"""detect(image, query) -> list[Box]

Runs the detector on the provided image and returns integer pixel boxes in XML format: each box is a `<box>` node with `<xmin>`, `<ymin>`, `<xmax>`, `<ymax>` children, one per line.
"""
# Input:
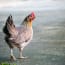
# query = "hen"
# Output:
<box><xmin>3</xmin><ymin>12</ymin><xmax>35</xmax><ymax>60</ymax></box>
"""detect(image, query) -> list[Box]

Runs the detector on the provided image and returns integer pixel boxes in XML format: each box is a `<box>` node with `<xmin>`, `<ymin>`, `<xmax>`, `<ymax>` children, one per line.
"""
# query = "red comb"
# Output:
<box><xmin>31</xmin><ymin>12</ymin><xmax>35</xmax><ymax>16</ymax></box>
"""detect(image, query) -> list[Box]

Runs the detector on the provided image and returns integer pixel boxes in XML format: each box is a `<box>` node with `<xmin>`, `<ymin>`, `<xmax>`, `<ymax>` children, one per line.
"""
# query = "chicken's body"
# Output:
<box><xmin>9</xmin><ymin>25</ymin><xmax>33</xmax><ymax>48</ymax></box>
<box><xmin>3</xmin><ymin>12</ymin><xmax>35</xmax><ymax>60</ymax></box>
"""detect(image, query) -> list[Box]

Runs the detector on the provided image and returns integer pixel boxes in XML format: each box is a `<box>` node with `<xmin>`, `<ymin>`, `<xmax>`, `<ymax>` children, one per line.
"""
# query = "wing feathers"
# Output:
<box><xmin>12</xmin><ymin>27</ymin><xmax>32</xmax><ymax>44</ymax></box>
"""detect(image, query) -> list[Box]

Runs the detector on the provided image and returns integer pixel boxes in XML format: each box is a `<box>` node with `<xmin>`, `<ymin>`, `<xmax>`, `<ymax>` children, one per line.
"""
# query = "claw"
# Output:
<box><xmin>18</xmin><ymin>56</ymin><xmax>28</xmax><ymax>59</ymax></box>
<box><xmin>10</xmin><ymin>55</ymin><xmax>16</xmax><ymax>61</ymax></box>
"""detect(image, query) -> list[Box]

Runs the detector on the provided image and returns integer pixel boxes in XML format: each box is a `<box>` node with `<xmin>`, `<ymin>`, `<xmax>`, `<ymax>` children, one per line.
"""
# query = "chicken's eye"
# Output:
<box><xmin>30</xmin><ymin>15</ymin><xmax>32</xmax><ymax>17</ymax></box>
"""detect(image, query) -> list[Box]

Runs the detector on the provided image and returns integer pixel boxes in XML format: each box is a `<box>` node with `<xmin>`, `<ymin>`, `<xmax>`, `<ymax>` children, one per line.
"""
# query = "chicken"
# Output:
<box><xmin>3</xmin><ymin>12</ymin><xmax>35</xmax><ymax>60</ymax></box>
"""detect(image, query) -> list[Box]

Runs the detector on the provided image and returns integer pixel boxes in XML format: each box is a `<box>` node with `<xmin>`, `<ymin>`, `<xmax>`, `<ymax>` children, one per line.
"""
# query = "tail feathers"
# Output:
<box><xmin>3</xmin><ymin>15</ymin><xmax>18</xmax><ymax>36</ymax></box>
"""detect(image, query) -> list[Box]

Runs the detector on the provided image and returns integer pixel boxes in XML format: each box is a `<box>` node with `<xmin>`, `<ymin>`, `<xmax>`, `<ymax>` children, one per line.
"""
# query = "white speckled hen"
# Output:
<box><xmin>3</xmin><ymin>12</ymin><xmax>35</xmax><ymax>60</ymax></box>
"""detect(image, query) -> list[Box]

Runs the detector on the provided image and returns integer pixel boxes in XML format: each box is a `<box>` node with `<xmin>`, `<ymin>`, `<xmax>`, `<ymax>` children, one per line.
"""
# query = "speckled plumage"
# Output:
<box><xmin>9</xmin><ymin>26</ymin><xmax>33</xmax><ymax>48</ymax></box>
<box><xmin>3</xmin><ymin>12</ymin><xmax>35</xmax><ymax>60</ymax></box>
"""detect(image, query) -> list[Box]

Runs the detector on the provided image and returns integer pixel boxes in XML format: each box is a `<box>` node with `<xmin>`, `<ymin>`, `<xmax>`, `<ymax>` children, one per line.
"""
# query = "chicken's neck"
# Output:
<box><xmin>22</xmin><ymin>21</ymin><xmax>32</xmax><ymax>29</ymax></box>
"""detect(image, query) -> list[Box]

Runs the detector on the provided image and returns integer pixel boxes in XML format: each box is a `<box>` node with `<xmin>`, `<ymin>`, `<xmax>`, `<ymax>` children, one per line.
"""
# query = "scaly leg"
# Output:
<box><xmin>18</xmin><ymin>48</ymin><xmax>27</xmax><ymax>59</ymax></box>
<box><xmin>10</xmin><ymin>48</ymin><xmax>16</xmax><ymax>61</ymax></box>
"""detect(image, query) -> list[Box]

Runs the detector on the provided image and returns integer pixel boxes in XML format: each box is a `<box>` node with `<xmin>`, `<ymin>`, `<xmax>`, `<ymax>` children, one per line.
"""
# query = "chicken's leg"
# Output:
<box><xmin>18</xmin><ymin>48</ymin><xmax>27</xmax><ymax>59</ymax></box>
<box><xmin>10</xmin><ymin>48</ymin><xmax>16</xmax><ymax>61</ymax></box>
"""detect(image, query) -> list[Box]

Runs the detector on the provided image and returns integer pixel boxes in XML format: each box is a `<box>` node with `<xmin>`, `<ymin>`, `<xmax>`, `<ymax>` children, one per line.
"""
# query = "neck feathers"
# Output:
<box><xmin>22</xmin><ymin>21</ymin><xmax>32</xmax><ymax>28</ymax></box>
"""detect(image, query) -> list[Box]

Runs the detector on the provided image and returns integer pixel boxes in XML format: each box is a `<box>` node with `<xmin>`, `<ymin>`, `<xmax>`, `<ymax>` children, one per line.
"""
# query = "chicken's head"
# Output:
<box><xmin>22</xmin><ymin>12</ymin><xmax>36</xmax><ymax>28</ymax></box>
<box><xmin>29</xmin><ymin>12</ymin><xmax>35</xmax><ymax>20</ymax></box>
<box><xmin>27</xmin><ymin>12</ymin><xmax>36</xmax><ymax>22</ymax></box>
